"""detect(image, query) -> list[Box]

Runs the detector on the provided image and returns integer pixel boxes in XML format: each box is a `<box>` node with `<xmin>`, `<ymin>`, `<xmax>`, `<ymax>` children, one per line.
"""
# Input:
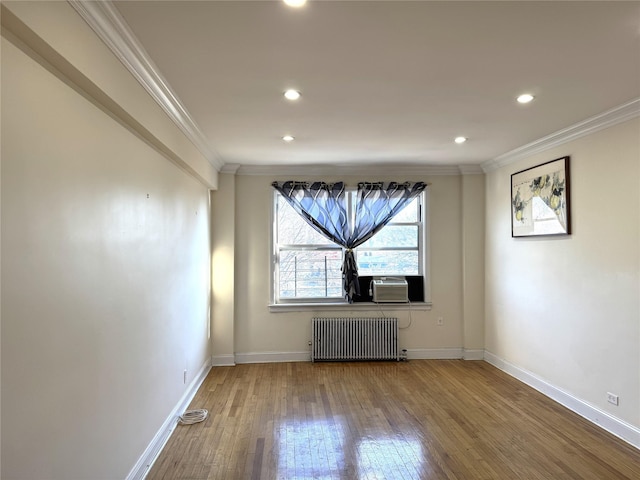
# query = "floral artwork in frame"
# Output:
<box><xmin>511</xmin><ymin>156</ymin><xmax>571</xmax><ymax>237</ymax></box>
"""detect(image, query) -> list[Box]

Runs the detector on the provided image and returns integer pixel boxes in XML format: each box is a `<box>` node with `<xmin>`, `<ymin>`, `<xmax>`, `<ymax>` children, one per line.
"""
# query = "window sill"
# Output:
<box><xmin>269</xmin><ymin>301</ymin><xmax>432</xmax><ymax>313</ymax></box>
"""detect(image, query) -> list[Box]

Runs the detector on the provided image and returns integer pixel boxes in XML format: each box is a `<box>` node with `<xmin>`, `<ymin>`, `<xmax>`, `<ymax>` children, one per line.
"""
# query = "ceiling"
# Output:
<box><xmin>110</xmin><ymin>0</ymin><xmax>640</xmax><ymax>170</ymax></box>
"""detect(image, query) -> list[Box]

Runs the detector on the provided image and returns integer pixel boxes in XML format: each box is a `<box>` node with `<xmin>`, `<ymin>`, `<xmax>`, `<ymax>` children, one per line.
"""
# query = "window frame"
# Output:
<box><xmin>271</xmin><ymin>187</ymin><xmax>431</xmax><ymax>307</ymax></box>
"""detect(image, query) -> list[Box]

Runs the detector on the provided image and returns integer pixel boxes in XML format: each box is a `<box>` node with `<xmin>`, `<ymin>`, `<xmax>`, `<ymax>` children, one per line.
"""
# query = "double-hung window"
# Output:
<box><xmin>273</xmin><ymin>189</ymin><xmax>425</xmax><ymax>303</ymax></box>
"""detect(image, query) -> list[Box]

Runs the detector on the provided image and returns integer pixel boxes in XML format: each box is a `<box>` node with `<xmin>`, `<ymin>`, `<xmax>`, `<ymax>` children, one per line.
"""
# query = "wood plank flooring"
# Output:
<box><xmin>147</xmin><ymin>360</ymin><xmax>640</xmax><ymax>479</ymax></box>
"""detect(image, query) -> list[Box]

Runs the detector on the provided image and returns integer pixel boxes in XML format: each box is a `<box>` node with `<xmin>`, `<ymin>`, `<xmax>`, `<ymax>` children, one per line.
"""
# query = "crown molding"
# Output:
<box><xmin>458</xmin><ymin>164</ymin><xmax>485</xmax><ymax>175</ymax></box>
<box><xmin>220</xmin><ymin>163</ymin><xmax>241</xmax><ymax>175</ymax></box>
<box><xmin>68</xmin><ymin>0</ymin><xmax>224</xmax><ymax>171</ymax></box>
<box><xmin>482</xmin><ymin>98</ymin><xmax>640</xmax><ymax>173</ymax></box>
<box><xmin>233</xmin><ymin>163</ymin><xmax>466</xmax><ymax>177</ymax></box>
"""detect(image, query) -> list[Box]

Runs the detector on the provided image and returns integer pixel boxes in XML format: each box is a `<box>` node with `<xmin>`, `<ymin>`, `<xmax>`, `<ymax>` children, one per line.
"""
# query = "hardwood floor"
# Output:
<box><xmin>147</xmin><ymin>360</ymin><xmax>640</xmax><ymax>479</ymax></box>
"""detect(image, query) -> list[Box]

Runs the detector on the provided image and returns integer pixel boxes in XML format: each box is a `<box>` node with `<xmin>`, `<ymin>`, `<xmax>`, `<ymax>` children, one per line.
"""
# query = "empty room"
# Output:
<box><xmin>1</xmin><ymin>1</ymin><xmax>639</xmax><ymax>479</ymax></box>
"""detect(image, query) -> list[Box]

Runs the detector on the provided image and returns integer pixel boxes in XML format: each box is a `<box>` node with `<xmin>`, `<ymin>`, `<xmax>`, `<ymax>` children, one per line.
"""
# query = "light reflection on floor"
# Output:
<box><xmin>277</xmin><ymin>418</ymin><xmax>424</xmax><ymax>479</ymax></box>
<box><xmin>357</xmin><ymin>437</ymin><xmax>423</xmax><ymax>479</ymax></box>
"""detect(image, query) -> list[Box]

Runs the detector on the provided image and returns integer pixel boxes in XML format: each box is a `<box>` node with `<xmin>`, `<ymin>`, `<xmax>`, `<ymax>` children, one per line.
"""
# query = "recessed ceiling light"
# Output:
<box><xmin>454</xmin><ymin>136</ymin><xmax>467</xmax><ymax>144</ymax></box>
<box><xmin>283</xmin><ymin>0</ymin><xmax>307</xmax><ymax>7</ymax></box>
<box><xmin>282</xmin><ymin>135</ymin><xmax>295</xmax><ymax>142</ymax></box>
<box><xmin>517</xmin><ymin>93</ymin><xmax>535</xmax><ymax>104</ymax></box>
<box><xmin>284</xmin><ymin>89</ymin><xmax>301</xmax><ymax>101</ymax></box>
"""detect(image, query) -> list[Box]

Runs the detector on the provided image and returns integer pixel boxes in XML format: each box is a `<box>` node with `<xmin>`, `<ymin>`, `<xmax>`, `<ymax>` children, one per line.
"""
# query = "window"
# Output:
<box><xmin>273</xmin><ymin>190</ymin><xmax>425</xmax><ymax>303</ymax></box>
<box><xmin>355</xmin><ymin>196</ymin><xmax>421</xmax><ymax>277</ymax></box>
<box><xmin>274</xmin><ymin>194</ymin><xmax>344</xmax><ymax>300</ymax></box>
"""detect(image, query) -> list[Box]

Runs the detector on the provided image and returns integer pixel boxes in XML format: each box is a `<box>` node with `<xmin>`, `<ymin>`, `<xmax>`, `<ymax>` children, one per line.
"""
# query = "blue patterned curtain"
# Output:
<box><xmin>272</xmin><ymin>181</ymin><xmax>350</xmax><ymax>243</ymax></box>
<box><xmin>273</xmin><ymin>180</ymin><xmax>427</xmax><ymax>302</ymax></box>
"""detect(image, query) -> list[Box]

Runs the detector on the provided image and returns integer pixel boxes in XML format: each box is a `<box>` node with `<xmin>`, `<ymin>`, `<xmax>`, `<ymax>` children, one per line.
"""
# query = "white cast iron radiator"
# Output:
<box><xmin>311</xmin><ymin>317</ymin><xmax>399</xmax><ymax>362</ymax></box>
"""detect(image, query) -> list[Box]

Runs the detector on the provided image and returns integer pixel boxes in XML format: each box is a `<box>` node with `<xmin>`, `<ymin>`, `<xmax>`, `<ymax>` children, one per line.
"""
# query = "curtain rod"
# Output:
<box><xmin>273</xmin><ymin>181</ymin><xmax>431</xmax><ymax>187</ymax></box>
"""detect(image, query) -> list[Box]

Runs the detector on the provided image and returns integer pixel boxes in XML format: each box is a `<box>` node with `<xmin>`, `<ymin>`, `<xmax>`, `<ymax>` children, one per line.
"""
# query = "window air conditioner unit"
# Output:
<box><xmin>372</xmin><ymin>278</ymin><xmax>408</xmax><ymax>303</ymax></box>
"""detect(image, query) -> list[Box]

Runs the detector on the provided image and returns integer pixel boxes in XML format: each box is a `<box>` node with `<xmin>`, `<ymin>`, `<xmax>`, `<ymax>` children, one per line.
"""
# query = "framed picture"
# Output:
<box><xmin>511</xmin><ymin>156</ymin><xmax>571</xmax><ymax>237</ymax></box>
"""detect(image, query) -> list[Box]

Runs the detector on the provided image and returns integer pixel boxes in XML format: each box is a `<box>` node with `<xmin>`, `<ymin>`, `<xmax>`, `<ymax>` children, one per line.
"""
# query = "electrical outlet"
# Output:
<box><xmin>607</xmin><ymin>392</ymin><xmax>619</xmax><ymax>406</ymax></box>
<box><xmin>437</xmin><ymin>317</ymin><xmax>444</xmax><ymax>326</ymax></box>
<box><xmin>183</xmin><ymin>370</ymin><xmax>188</xmax><ymax>384</ymax></box>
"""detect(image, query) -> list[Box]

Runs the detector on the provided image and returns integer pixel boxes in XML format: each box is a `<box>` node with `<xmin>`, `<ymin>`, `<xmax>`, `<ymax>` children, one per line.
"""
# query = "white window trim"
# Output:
<box><xmin>268</xmin><ymin>301</ymin><xmax>432</xmax><ymax>313</ymax></box>
<box><xmin>270</xmin><ymin>188</ymin><xmax>432</xmax><ymax>309</ymax></box>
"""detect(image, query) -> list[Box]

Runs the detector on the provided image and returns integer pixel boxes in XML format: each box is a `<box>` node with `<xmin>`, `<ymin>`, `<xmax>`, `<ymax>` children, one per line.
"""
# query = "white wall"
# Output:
<box><xmin>1</xmin><ymin>0</ymin><xmax>217</xmax><ymax>189</ymax></box>
<box><xmin>485</xmin><ymin>118</ymin><xmax>640</xmax><ymax>434</ymax></box>
<box><xmin>461</xmin><ymin>173</ymin><xmax>485</xmax><ymax>356</ymax></box>
<box><xmin>220</xmin><ymin>172</ymin><xmax>475</xmax><ymax>361</ymax></box>
<box><xmin>1</xmin><ymin>4</ymin><xmax>212</xmax><ymax>479</ymax></box>
<box><xmin>210</xmin><ymin>173</ymin><xmax>236</xmax><ymax>366</ymax></box>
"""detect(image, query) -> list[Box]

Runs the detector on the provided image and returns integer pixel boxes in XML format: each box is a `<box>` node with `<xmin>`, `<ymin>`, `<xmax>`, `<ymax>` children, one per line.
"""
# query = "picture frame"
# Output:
<box><xmin>511</xmin><ymin>156</ymin><xmax>571</xmax><ymax>237</ymax></box>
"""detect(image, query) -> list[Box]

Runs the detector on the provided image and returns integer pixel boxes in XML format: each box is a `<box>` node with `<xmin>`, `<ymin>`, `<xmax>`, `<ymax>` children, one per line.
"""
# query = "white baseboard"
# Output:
<box><xmin>484</xmin><ymin>351</ymin><xmax>640</xmax><ymax>449</ymax></box>
<box><xmin>235</xmin><ymin>351</ymin><xmax>310</xmax><ymax>364</ymax></box>
<box><xmin>211</xmin><ymin>354</ymin><xmax>236</xmax><ymax>367</ymax></box>
<box><xmin>406</xmin><ymin>348</ymin><xmax>463</xmax><ymax>360</ymax></box>
<box><xmin>235</xmin><ymin>349</ymin><xmax>470</xmax><ymax>363</ymax></box>
<box><xmin>462</xmin><ymin>349</ymin><xmax>484</xmax><ymax>360</ymax></box>
<box><xmin>126</xmin><ymin>358</ymin><xmax>212</xmax><ymax>480</ymax></box>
